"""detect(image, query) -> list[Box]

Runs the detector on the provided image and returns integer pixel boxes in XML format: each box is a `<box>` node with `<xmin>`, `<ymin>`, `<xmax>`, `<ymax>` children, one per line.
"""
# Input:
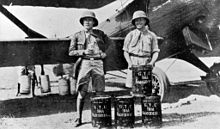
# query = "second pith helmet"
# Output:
<box><xmin>131</xmin><ymin>10</ymin><xmax>149</xmax><ymax>26</ymax></box>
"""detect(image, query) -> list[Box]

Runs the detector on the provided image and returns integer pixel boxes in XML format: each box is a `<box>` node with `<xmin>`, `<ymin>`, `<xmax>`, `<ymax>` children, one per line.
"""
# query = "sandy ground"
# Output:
<box><xmin>0</xmin><ymin>58</ymin><xmax>220</xmax><ymax>129</ymax></box>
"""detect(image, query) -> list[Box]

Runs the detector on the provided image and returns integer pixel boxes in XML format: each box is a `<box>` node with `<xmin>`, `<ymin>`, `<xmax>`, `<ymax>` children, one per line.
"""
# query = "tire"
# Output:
<box><xmin>152</xmin><ymin>67</ymin><xmax>170</xmax><ymax>102</ymax></box>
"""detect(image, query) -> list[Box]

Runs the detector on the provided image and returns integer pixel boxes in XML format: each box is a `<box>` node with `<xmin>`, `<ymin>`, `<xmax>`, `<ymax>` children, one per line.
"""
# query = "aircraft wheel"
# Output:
<box><xmin>152</xmin><ymin>67</ymin><xmax>170</xmax><ymax>102</ymax></box>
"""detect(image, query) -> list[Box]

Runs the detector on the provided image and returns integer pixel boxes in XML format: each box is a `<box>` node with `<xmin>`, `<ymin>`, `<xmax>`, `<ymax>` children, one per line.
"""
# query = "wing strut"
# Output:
<box><xmin>0</xmin><ymin>4</ymin><xmax>46</xmax><ymax>38</ymax></box>
<box><xmin>177</xmin><ymin>49</ymin><xmax>211</xmax><ymax>74</ymax></box>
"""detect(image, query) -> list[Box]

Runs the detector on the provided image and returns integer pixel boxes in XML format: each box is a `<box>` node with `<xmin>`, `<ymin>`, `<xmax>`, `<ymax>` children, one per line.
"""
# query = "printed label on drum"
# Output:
<box><xmin>116</xmin><ymin>104</ymin><xmax>133</xmax><ymax>117</ymax></box>
<box><xmin>91</xmin><ymin>97</ymin><xmax>112</xmax><ymax>127</ymax></box>
<box><xmin>142</xmin><ymin>102</ymin><xmax>161</xmax><ymax>116</ymax></box>
<box><xmin>92</xmin><ymin>104</ymin><xmax>111</xmax><ymax>117</ymax></box>
<box><xmin>135</xmin><ymin>70</ymin><xmax>152</xmax><ymax>84</ymax></box>
<box><xmin>92</xmin><ymin>113</ymin><xmax>111</xmax><ymax>117</ymax></box>
<box><xmin>142</xmin><ymin>111</ymin><xmax>159</xmax><ymax>115</ymax></box>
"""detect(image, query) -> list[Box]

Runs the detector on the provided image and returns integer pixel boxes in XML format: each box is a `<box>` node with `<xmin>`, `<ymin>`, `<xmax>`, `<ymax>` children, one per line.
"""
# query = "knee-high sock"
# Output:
<box><xmin>76</xmin><ymin>97</ymin><xmax>84</xmax><ymax>120</ymax></box>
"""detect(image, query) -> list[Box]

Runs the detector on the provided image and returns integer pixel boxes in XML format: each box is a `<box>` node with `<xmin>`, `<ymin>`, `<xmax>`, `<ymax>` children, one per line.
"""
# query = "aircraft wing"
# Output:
<box><xmin>0</xmin><ymin>38</ymin><xmax>75</xmax><ymax>67</ymax></box>
<box><xmin>0</xmin><ymin>0</ymin><xmax>116</xmax><ymax>8</ymax></box>
<box><xmin>0</xmin><ymin>38</ymin><xmax>127</xmax><ymax>71</ymax></box>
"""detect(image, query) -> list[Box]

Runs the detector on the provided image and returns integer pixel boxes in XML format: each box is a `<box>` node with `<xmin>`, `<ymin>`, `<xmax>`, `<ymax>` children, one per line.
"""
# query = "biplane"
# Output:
<box><xmin>0</xmin><ymin>0</ymin><xmax>220</xmax><ymax>101</ymax></box>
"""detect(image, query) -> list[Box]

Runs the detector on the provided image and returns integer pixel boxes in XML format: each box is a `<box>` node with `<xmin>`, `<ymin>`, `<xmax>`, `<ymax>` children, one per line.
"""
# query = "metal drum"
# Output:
<box><xmin>19</xmin><ymin>75</ymin><xmax>31</xmax><ymax>94</ymax></box>
<box><xmin>141</xmin><ymin>95</ymin><xmax>162</xmax><ymax>126</ymax></box>
<box><xmin>115</xmin><ymin>95</ymin><xmax>135</xmax><ymax>128</ymax></box>
<box><xmin>91</xmin><ymin>95</ymin><xmax>112</xmax><ymax>128</ymax></box>
<box><xmin>132</xmin><ymin>65</ymin><xmax>153</xmax><ymax>96</ymax></box>
<box><xmin>58</xmin><ymin>78</ymin><xmax>70</xmax><ymax>96</ymax></box>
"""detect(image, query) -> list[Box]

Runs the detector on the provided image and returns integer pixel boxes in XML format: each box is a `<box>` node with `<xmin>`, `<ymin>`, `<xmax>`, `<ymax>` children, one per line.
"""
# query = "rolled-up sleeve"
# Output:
<box><xmin>123</xmin><ymin>32</ymin><xmax>132</xmax><ymax>52</ymax></box>
<box><xmin>69</xmin><ymin>34</ymin><xmax>84</xmax><ymax>56</ymax></box>
<box><xmin>151</xmin><ymin>33</ymin><xmax>160</xmax><ymax>53</ymax></box>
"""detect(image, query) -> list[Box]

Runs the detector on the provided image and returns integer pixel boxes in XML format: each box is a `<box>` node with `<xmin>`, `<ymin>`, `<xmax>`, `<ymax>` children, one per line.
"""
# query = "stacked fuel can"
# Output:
<box><xmin>141</xmin><ymin>95</ymin><xmax>162</xmax><ymax>127</ymax></box>
<box><xmin>91</xmin><ymin>95</ymin><xmax>112</xmax><ymax>128</ymax></box>
<box><xmin>132</xmin><ymin>65</ymin><xmax>162</xmax><ymax>127</ymax></box>
<box><xmin>131</xmin><ymin>65</ymin><xmax>153</xmax><ymax>96</ymax></box>
<box><xmin>114</xmin><ymin>95</ymin><xmax>135</xmax><ymax>128</ymax></box>
<box><xmin>90</xmin><ymin>65</ymin><xmax>162</xmax><ymax>128</ymax></box>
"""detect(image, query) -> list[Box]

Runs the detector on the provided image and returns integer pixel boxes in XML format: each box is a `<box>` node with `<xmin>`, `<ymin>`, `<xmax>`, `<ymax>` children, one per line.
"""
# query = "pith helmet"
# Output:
<box><xmin>80</xmin><ymin>10</ymin><xmax>98</xmax><ymax>27</ymax></box>
<box><xmin>131</xmin><ymin>10</ymin><xmax>149</xmax><ymax>26</ymax></box>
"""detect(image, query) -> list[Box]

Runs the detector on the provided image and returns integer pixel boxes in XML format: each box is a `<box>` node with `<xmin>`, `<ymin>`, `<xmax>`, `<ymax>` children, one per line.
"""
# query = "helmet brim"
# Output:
<box><xmin>80</xmin><ymin>17</ymin><xmax>98</xmax><ymax>27</ymax></box>
<box><xmin>131</xmin><ymin>17</ymin><xmax>149</xmax><ymax>26</ymax></box>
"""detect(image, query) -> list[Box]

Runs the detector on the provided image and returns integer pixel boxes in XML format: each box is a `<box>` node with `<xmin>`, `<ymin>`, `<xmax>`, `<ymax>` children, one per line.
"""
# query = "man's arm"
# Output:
<box><xmin>123</xmin><ymin>32</ymin><xmax>133</xmax><ymax>68</ymax></box>
<box><xmin>149</xmin><ymin>52</ymin><xmax>159</xmax><ymax>66</ymax></box>
<box><xmin>124</xmin><ymin>51</ymin><xmax>132</xmax><ymax>68</ymax></box>
<box><xmin>148</xmin><ymin>32</ymin><xmax>160</xmax><ymax>66</ymax></box>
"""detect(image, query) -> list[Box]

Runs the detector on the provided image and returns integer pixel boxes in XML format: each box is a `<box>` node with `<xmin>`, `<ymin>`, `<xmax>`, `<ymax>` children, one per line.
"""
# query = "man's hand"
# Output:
<box><xmin>147</xmin><ymin>62</ymin><xmax>154</xmax><ymax>67</ymax></box>
<box><xmin>84</xmin><ymin>49</ymin><xmax>94</xmax><ymax>55</ymax></box>
<box><xmin>128</xmin><ymin>63</ymin><xmax>133</xmax><ymax>70</ymax></box>
<box><xmin>100</xmin><ymin>52</ymin><xmax>107</xmax><ymax>59</ymax></box>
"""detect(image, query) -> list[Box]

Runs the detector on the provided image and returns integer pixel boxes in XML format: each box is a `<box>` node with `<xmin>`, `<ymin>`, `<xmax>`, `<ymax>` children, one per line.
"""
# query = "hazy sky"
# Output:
<box><xmin>0</xmin><ymin>0</ymin><xmax>132</xmax><ymax>40</ymax></box>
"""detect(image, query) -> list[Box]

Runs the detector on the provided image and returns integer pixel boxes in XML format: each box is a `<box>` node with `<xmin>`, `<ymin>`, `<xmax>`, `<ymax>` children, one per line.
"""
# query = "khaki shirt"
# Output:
<box><xmin>123</xmin><ymin>29</ymin><xmax>160</xmax><ymax>57</ymax></box>
<box><xmin>69</xmin><ymin>29</ymin><xmax>110</xmax><ymax>57</ymax></box>
<box><xmin>85</xmin><ymin>32</ymin><xmax>101</xmax><ymax>57</ymax></box>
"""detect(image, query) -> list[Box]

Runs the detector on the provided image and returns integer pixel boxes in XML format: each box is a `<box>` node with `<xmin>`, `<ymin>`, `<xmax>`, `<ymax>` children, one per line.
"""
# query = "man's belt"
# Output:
<box><xmin>129</xmin><ymin>53</ymin><xmax>151</xmax><ymax>58</ymax></box>
<box><xmin>82</xmin><ymin>57</ymin><xmax>102</xmax><ymax>60</ymax></box>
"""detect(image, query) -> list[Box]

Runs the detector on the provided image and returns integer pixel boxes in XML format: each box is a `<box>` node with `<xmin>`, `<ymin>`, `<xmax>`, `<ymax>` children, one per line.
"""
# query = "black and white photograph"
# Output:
<box><xmin>0</xmin><ymin>0</ymin><xmax>220</xmax><ymax>128</ymax></box>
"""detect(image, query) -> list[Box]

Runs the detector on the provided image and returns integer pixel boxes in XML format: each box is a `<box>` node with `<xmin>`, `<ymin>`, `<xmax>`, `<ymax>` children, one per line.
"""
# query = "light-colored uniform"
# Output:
<box><xmin>123</xmin><ymin>28</ymin><xmax>160</xmax><ymax>88</ymax></box>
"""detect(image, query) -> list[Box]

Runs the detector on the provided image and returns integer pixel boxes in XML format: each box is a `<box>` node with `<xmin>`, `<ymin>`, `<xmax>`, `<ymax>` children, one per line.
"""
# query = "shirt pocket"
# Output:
<box><xmin>142</xmin><ymin>37</ymin><xmax>152</xmax><ymax>53</ymax></box>
<box><xmin>76</xmin><ymin>37</ymin><xmax>85</xmax><ymax>50</ymax></box>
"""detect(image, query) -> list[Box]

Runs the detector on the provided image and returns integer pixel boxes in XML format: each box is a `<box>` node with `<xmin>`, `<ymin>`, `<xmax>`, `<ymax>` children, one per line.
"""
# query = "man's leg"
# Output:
<box><xmin>16</xmin><ymin>83</ymin><xmax>20</xmax><ymax>96</ymax></box>
<box><xmin>74</xmin><ymin>60</ymin><xmax>91</xmax><ymax>127</ymax></box>
<box><xmin>31</xmin><ymin>72</ymin><xmax>37</xmax><ymax>97</ymax></box>
<box><xmin>32</xmin><ymin>78</ymin><xmax>35</xmax><ymax>97</ymax></box>
<box><xmin>75</xmin><ymin>90</ymin><xmax>87</xmax><ymax>127</ymax></box>
<box><xmin>92</xmin><ymin>61</ymin><xmax>105</xmax><ymax>95</ymax></box>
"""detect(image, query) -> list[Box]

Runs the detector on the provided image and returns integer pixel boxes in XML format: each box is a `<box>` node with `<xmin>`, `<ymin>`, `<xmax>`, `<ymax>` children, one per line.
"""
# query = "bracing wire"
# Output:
<box><xmin>165</xmin><ymin>58</ymin><xmax>177</xmax><ymax>72</ymax></box>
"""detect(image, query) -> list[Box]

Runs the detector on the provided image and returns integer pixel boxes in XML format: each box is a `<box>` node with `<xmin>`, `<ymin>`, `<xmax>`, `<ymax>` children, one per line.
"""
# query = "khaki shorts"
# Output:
<box><xmin>76</xmin><ymin>60</ymin><xmax>105</xmax><ymax>92</ymax></box>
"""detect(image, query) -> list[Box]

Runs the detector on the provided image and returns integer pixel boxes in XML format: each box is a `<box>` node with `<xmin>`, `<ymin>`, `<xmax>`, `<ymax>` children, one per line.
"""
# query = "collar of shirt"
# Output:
<box><xmin>84</xmin><ymin>29</ymin><xmax>93</xmax><ymax>34</ymax></box>
<box><xmin>135</xmin><ymin>27</ymin><xmax>149</xmax><ymax>35</ymax></box>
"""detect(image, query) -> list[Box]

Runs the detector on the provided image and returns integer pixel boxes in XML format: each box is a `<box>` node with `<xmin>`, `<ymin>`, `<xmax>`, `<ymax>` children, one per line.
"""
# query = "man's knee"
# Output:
<box><xmin>77</xmin><ymin>91</ymin><xmax>87</xmax><ymax>99</ymax></box>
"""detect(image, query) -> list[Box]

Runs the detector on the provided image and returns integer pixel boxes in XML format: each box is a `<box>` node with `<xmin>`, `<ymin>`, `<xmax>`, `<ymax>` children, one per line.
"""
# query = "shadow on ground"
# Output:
<box><xmin>0</xmin><ymin>90</ymin><xmax>130</xmax><ymax>118</ymax></box>
<box><xmin>165</xmin><ymin>80</ymin><xmax>213</xmax><ymax>103</ymax></box>
<box><xmin>0</xmin><ymin>94</ymin><xmax>77</xmax><ymax>118</ymax></box>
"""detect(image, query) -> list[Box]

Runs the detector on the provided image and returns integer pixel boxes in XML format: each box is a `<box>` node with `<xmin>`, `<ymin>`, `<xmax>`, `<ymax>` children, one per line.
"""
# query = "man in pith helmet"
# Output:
<box><xmin>123</xmin><ymin>10</ymin><xmax>160</xmax><ymax>88</ymax></box>
<box><xmin>69</xmin><ymin>10</ymin><xmax>111</xmax><ymax>127</ymax></box>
